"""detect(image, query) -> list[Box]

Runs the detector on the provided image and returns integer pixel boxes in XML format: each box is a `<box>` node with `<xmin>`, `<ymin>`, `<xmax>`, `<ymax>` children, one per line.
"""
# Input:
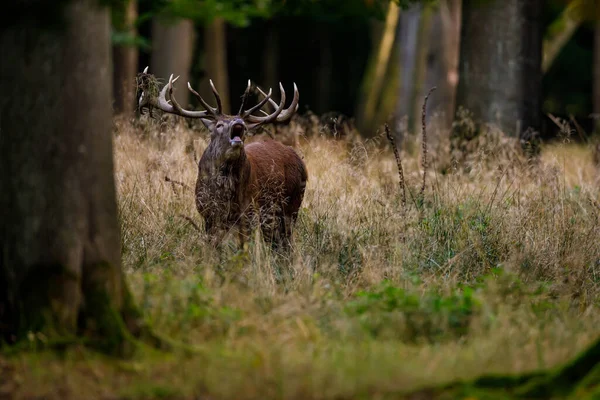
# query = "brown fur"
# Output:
<box><xmin>138</xmin><ymin>69</ymin><xmax>306</xmax><ymax>248</ymax></box>
<box><xmin>195</xmin><ymin>137</ymin><xmax>307</xmax><ymax>249</ymax></box>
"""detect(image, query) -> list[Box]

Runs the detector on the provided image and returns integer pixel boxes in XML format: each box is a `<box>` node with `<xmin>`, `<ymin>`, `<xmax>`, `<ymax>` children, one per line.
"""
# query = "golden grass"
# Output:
<box><xmin>2</xmin><ymin>116</ymin><xmax>600</xmax><ymax>400</ymax></box>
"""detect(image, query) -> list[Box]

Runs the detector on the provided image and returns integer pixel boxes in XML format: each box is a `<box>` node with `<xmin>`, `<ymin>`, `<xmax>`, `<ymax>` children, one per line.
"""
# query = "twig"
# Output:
<box><xmin>179</xmin><ymin>214</ymin><xmax>202</xmax><ymax>233</ymax></box>
<box><xmin>385</xmin><ymin>123</ymin><xmax>406</xmax><ymax>209</ymax></box>
<box><xmin>568</xmin><ymin>114</ymin><xmax>586</xmax><ymax>142</ymax></box>
<box><xmin>547</xmin><ymin>112</ymin><xmax>573</xmax><ymax>139</ymax></box>
<box><xmin>420</xmin><ymin>86</ymin><xmax>437</xmax><ymax>200</ymax></box>
<box><xmin>165</xmin><ymin>176</ymin><xmax>190</xmax><ymax>192</ymax></box>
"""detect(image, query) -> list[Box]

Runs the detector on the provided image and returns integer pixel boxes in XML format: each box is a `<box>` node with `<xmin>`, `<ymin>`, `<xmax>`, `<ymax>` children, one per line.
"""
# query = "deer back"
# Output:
<box><xmin>244</xmin><ymin>140</ymin><xmax>307</xmax><ymax>218</ymax></box>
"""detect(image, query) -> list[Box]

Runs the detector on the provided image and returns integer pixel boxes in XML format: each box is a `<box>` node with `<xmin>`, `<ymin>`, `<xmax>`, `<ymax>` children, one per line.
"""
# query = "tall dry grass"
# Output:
<box><xmin>4</xmin><ymin>114</ymin><xmax>599</xmax><ymax>400</ymax></box>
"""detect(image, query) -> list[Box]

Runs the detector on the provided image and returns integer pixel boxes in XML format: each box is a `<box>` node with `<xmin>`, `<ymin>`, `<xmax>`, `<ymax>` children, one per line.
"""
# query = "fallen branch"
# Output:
<box><xmin>178</xmin><ymin>214</ymin><xmax>202</xmax><ymax>233</ymax></box>
<box><xmin>165</xmin><ymin>176</ymin><xmax>191</xmax><ymax>193</ymax></box>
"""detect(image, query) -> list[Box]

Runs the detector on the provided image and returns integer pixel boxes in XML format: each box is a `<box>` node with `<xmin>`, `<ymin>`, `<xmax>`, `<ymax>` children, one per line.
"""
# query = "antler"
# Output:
<box><xmin>138</xmin><ymin>67</ymin><xmax>299</xmax><ymax>128</ymax></box>
<box><xmin>237</xmin><ymin>82</ymin><xmax>299</xmax><ymax>129</ymax></box>
<box><xmin>250</xmin><ymin>83</ymin><xmax>300</xmax><ymax>124</ymax></box>
<box><xmin>138</xmin><ymin>67</ymin><xmax>221</xmax><ymax>120</ymax></box>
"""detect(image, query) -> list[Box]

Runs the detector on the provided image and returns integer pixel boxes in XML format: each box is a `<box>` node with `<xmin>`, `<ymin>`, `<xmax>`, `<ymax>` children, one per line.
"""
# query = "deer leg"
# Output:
<box><xmin>274</xmin><ymin>214</ymin><xmax>293</xmax><ymax>253</ymax></box>
<box><xmin>238</xmin><ymin>216</ymin><xmax>249</xmax><ymax>252</ymax></box>
<box><xmin>282</xmin><ymin>215</ymin><xmax>294</xmax><ymax>249</ymax></box>
<box><xmin>204</xmin><ymin>217</ymin><xmax>224</xmax><ymax>249</ymax></box>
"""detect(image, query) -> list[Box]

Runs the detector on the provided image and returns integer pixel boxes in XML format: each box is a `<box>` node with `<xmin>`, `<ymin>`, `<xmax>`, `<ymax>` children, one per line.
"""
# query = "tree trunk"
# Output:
<box><xmin>437</xmin><ymin>0</ymin><xmax>462</xmax><ymax>130</ymax></box>
<box><xmin>355</xmin><ymin>1</ymin><xmax>401</xmax><ymax>136</ymax></box>
<box><xmin>0</xmin><ymin>0</ymin><xmax>141</xmax><ymax>352</ymax></box>
<box><xmin>201</xmin><ymin>18</ymin><xmax>230</xmax><ymax>113</ymax></box>
<box><xmin>373</xmin><ymin>42</ymin><xmax>400</xmax><ymax>130</ymax></box>
<box><xmin>409</xmin><ymin>5</ymin><xmax>432</xmax><ymax>134</ymax></box>
<box><xmin>112</xmin><ymin>0</ymin><xmax>139</xmax><ymax>115</ymax></box>
<box><xmin>594</xmin><ymin>15</ymin><xmax>600</xmax><ymax>133</ymax></box>
<box><xmin>395</xmin><ymin>4</ymin><xmax>421</xmax><ymax>144</ymax></box>
<box><xmin>151</xmin><ymin>17</ymin><xmax>195</xmax><ymax>107</ymax></box>
<box><xmin>454</xmin><ymin>0</ymin><xmax>543</xmax><ymax>139</ymax></box>
<box><xmin>542</xmin><ymin>0</ymin><xmax>584</xmax><ymax>74</ymax></box>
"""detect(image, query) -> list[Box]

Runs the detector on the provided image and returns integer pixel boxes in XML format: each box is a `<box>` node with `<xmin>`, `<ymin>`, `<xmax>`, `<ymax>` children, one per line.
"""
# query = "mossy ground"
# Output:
<box><xmin>1</xmin><ymin>116</ymin><xmax>600</xmax><ymax>399</ymax></box>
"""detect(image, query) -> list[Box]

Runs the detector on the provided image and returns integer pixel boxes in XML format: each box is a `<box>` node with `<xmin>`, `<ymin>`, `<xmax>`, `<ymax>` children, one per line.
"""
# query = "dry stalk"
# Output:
<box><xmin>568</xmin><ymin>114</ymin><xmax>586</xmax><ymax>142</ymax></box>
<box><xmin>179</xmin><ymin>214</ymin><xmax>202</xmax><ymax>233</ymax></box>
<box><xmin>165</xmin><ymin>176</ymin><xmax>191</xmax><ymax>192</ymax></box>
<box><xmin>420</xmin><ymin>86</ymin><xmax>437</xmax><ymax>200</ymax></box>
<box><xmin>160</xmin><ymin>175</ymin><xmax>200</xmax><ymax>232</ymax></box>
<box><xmin>385</xmin><ymin>123</ymin><xmax>406</xmax><ymax>209</ymax></box>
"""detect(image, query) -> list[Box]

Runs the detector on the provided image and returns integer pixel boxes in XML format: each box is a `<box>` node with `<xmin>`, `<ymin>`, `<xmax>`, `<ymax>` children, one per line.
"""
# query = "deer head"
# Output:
<box><xmin>138</xmin><ymin>67</ymin><xmax>299</xmax><ymax>163</ymax></box>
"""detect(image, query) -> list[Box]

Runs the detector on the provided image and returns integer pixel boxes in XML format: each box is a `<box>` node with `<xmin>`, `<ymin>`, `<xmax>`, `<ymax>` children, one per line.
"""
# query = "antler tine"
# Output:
<box><xmin>167</xmin><ymin>74</ymin><xmax>185</xmax><ymax>111</ymax></box>
<box><xmin>143</xmin><ymin>66</ymin><xmax>149</xmax><ymax>73</ymax></box>
<box><xmin>187</xmin><ymin>82</ymin><xmax>218</xmax><ymax>116</ymax></box>
<box><xmin>255</xmin><ymin>86</ymin><xmax>276</xmax><ymax>109</ymax></box>
<box><xmin>241</xmin><ymin>88</ymin><xmax>273</xmax><ymax>118</ymax></box>
<box><xmin>237</xmin><ymin>79</ymin><xmax>252</xmax><ymax>115</ymax></box>
<box><xmin>254</xmin><ymin>83</ymin><xmax>299</xmax><ymax>123</ymax></box>
<box><xmin>151</xmin><ymin>74</ymin><xmax>213</xmax><ymax>119</ymax></box>
<box><xmin>244</xmin><ymin>82</ymin><xmax>287</xmax><ymax>125</ymax></box>
<box><xmin>209</xmin><ymin>79</ymin><xmax>223</xmax><ymax>115</ymax></box>
<box><xmin>276</xmin><ymin>82</ymin><xmax>299</xmax><ymax>122</ymax></box>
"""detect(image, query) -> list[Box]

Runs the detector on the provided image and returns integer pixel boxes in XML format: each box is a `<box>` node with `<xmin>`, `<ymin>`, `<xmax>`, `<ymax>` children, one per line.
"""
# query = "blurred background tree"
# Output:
<box><xmin>454</xmin><ymin>0</ymin><xmax>543</xmax><ymax>143</ymax></box>
<box><xmin>111</xmin><ymin>0</ymin><xmax>600</xmax><ymax>143</ymax></box>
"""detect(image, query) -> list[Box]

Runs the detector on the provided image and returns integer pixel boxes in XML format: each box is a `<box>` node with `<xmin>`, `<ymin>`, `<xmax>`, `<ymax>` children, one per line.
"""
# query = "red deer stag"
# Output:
<box><xmin>138</xmin><ymin>68</ymin><xmax>307</xmax><ymax>250</ymax></box>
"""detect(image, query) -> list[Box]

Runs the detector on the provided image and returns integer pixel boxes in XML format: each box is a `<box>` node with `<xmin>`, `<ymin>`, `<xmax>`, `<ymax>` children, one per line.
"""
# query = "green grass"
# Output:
<box><xmin>2</xmin><ymin>116</ymin><xmax>600</xmax><ymax>399</ymax></box>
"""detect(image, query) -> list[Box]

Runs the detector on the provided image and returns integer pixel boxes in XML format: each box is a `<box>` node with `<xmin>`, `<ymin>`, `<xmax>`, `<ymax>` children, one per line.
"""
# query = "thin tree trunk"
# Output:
<box><xmin>439</xmin><ymin>0</ymin><xmax>462</xmax><ymax>129</ymax></box>
<box><xmin>594</xmin><ymin>14</ymin><xmax>600</xmax><ymax>133</ymax></box>
<box><xmin>395</xmin><ymin>4</ymin><xmax>422</xmax><ymax>144</ymax></box>
<box><xmin>112</xmin><ymin>0</ymin><xmax>139</xmax><ymax>115</ymax></box>
<box><xmin>201</xmin><ymin>18</ymin><xmax>230</xmax><ymax>113</ymax></box>
<box><xmin>151</xmin><ymin>18</ymin><xmax>195</xmax><ymax>107</ymax></box>
<box><xmin>410</xmin><ymin>5</ymin><xmax>432</xmax><ymax>134</ymax></box>
<box><xmin>373</xmin><ymin>42</ymin><xmax>400</xmax><ymax>129</ymax></box>
<box><xmin>455</xmin><ymin>0</ymin><xmax>543</xmax><ymax>139</ymax></box>
<box><xmin>0</xmin><ymin>0</ymin><xmax>142</xmax><ymax>351</ymax></box>
<box><xmin>355</xmin><ymin>1</ymin><xmax>401</xmax><ymax>135</ymax></box>
<box><xmin>542</xmin><ymin>0</ymin><xmax>583</xmax><ymax>74</ymax></box>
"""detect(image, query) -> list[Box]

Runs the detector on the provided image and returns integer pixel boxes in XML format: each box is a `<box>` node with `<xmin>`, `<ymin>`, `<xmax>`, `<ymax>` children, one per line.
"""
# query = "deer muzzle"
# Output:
<box><xmin>230</xmin><ymin>120</ymin><xmax>245</xmax><ymax>147</ymax></box>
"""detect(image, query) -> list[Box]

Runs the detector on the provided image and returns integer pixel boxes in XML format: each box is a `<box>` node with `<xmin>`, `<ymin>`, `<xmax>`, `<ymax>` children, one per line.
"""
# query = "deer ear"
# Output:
<box><xmin>200</xmin><ymin>118</ymin><xmax>215</xmax><ymax>131</ymax></box>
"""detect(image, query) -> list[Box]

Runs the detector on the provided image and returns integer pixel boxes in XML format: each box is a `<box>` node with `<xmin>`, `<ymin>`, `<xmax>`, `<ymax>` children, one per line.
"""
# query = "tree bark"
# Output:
<box><xmin>373</xmin><ymin>42</ymin><xmax>400</xmax><ymax>130</ymax></box>
<box><xmin>112</xmin><ymin>0</ymin><xmax>139</xmax><ymax>115</ymax></box>
<box><xmin>542</xmin><ymin>0</ymin><xmax>584</xmax><ymax>75</ymax></box>
<box><xmin>409</xmin><ymin>5</ymin><xmax>432</xmax><ymax>134</ymax></box>
<box><xmin>151</xmin><ymin>17</ymin><xmax>195</xmax><ymax>107</ymax></box>
<box><xmin>0</xmin><ymin>0</ymin><xmax>141</xmax><ymax>351</ymax></box>
<box><xmin>355</xmin><ymin>1</ymin><xmax>401</xmax><ymax>136</ymax></box>
<box><xmin>395</xmin><ymin>4</ymin><xmax>421</xmax><ymax>144</ymax></box>
<box><xmin>454</xmin><ymin>0</ymin><xmax>543</xmax><ymax>139</ymax></box>
<box><xmin>434</xmin><ymin>0</ymin><xmax>461</xmax><ymax>131</ymax></box>
<box><xmin>594</xmin><ymin>15</ymin><xmax>600</xmax><ymax>133</ymax></box>
<box><xmin>201</xmin><ymin>18</ymin><xmax>230</xmax><ymax>113</ymax></box>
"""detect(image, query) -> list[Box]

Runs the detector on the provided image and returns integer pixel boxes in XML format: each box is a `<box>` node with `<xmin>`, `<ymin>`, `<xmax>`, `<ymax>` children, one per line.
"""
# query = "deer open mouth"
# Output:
<box><xmin>230</xmin><ymin>123</ymin><xmax>244</xmax><ymax>146</ymax></box>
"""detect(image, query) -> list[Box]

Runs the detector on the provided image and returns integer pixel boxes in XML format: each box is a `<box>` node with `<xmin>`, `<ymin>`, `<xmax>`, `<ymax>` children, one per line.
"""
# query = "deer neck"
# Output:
<box><xmin>197</xmin><ymin>147</ymin><xmax>251</xmax><ymax>197</ymax></box>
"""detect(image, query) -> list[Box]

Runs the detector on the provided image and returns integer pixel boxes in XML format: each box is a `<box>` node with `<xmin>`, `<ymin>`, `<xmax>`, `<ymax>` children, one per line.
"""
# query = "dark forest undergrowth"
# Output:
<box><xmin>2</xmin><ymin>116</ymin><xmax>600</xmax><ymax>399</ymax></box>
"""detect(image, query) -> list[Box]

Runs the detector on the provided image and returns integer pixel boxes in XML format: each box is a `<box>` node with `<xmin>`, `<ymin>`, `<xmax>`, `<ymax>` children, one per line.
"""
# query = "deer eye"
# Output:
<box><xmin>215</xmin><ymin>123</ymin><xmax>224</xmax><ymax>134</ymax></box>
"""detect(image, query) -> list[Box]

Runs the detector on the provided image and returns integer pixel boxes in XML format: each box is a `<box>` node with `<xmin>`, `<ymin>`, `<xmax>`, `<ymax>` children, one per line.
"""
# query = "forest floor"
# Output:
<box><xmin>1</xmin><ymin>116</ymin><xmax>600</xmax><ymax>399</ymax></box>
